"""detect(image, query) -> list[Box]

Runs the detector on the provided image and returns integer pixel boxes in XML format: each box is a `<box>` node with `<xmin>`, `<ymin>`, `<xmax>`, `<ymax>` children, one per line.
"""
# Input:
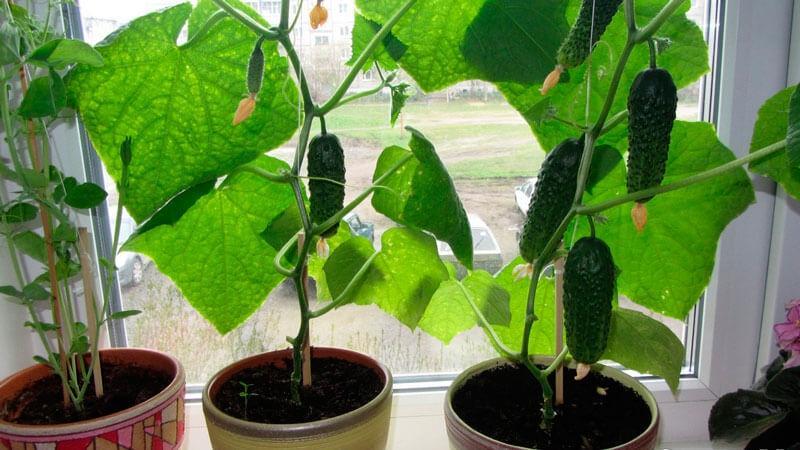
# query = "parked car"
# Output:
<box><xmin>438</xmin><ymin>214</ymin><xmax>503</xmax><ymax>278</ymax></box>
<box><xmin>345</xmin><ymin>212</ymin><xmax>374</xmax><ymax>243</ymax></box>
<box><xmin>514</xmin><ymin>177</ymin><xmax>537</xmax><ymax>216</ymax></box>
<box><xmin>110</xmin><ymin>208</ymin><xmax>146</xmax><ymax>287</ymax></box>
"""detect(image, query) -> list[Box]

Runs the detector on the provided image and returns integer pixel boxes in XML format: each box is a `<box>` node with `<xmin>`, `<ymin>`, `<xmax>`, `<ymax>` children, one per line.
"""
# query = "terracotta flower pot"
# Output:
<box><xmin>444</xmin><ymin>357</ymin><xmax>660</xmax><ymax>450</ymax></box>
<box><xmin>0</xmin><ymin>348</ymin><xmax>186</xmax><ymax>450</ymax></box>
<box><xmin>202</xmin><ymin>347</ymin><xmax>393</xmax><ymax>450</ymax></box>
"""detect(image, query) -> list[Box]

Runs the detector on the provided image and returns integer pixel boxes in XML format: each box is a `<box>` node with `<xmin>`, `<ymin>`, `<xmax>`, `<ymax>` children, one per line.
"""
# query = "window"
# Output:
<box><xmin>61</xmin><ymin>2</ymin><xmax>800</xmax><ymax>442</ymax></box>
<box><xmin>338</xmin><ymin>2</ymin><xmax>347</xmax><ymax>13</ymax></box>
<box><xmin>340</xmin><ymin>26</ymin><xmax>349</xmax><ymax>36</ymax></box>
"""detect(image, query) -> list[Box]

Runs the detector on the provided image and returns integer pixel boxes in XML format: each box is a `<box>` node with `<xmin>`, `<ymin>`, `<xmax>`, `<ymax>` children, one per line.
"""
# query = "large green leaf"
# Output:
<box><xmin>347</xmin><ymin>14</ymin><xmax>406</xmax><ymax>71</ymax></box>
<box><xmin>323</xmin><ymin>235</ymin><xmax>375</xmax><ymax>303</ymax></box>
<box><xmin>788</xmin><ymin>86</ymin><xmax>800</xmax><ymax>168</ymax></box>
<box><xmin>461</xmin><ymin>0</ymin><xmax>569</xmax><ymax>84</ymax></box>
<box><xmin>491</xmin><ymin>256</ymin><xmax>557</xmax><ymax>355</ymax></box>
<box><xmin>418</xmin><ymin>270</ymin><xmax>511</xmax><ymax>344</ymax></box>
<box><xmin>709</xmin><ymin>390</ymin><xmax>788</xmax><ymax>442</ymax></box>
<box><xmin>29</xmin><ymin>38</ymin><xmax>104</xmax><ymax>69</ymax></box>
<box><xmin>574</xmin><ymin>122</ymin><xmax>754</xmax><ymax>319</ymax></box>
<box><xmin>372</xmin><ymin>128</ymin><xmax>473</xmax><ymax>268</ymax></box>
<box><xmin>124</xmin><ymin>156</ymin><xmax>296</xmax><ymax>334</ymax></box>
<box><xmin>500</xmin><ymin>0</ymin><xmax>708</xmax><ymax>151</ymax></box>
<box><xmin>67</xmin><ymin>2</ymin><xmax>299</xmax><ymax>222</ymax></box>
<box><xmin>355</xmin><ymin>0</ymin><xmax>484</xmax><ymax>91</ymax></box>
<box><xmin>749</xmin><ymin>85</ymin><xmax>800</xmax><ymax>201</ymax></box>
<box><xmin>336</xmin><ymin>227</ymin><xmax>449</xmax><ymax>329</ymax></box>
<box><xmin>602</xmin><ymin>308</ymin><xmax>684</xmax><ymax>393</ymax></box>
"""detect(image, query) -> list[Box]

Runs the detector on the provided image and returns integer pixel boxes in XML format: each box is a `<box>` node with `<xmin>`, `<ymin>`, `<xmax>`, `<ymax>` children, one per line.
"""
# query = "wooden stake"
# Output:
<box><xmin>298</xmin><ymin>233</ymin><xmax>312</xmax><ymax>387</ymax></box>
<box><xmin>18</xmin><ymin>66</ymin><xmax>71</xmax><ymax>409</ymax></box>
<box><xmin>554</xmin><ymin>256</ymin><xmax>565</xmax><ymax>407</ymax></box>
<box><xmin>78</xmin><ymin>228</ymin><xmax>104</xmax><ymax>398</ymax></box>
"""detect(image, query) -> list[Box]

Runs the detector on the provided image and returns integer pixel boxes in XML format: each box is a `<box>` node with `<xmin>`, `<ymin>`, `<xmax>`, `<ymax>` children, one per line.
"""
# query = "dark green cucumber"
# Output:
<box><xmin>307</xmin><ymin>133</ymin><xmax>345</xmax><ymax>238</ymax></box>
<box><xmin>563</xmin><ymin>236</ymin><xmax>616</xmax><ymax>364</ymax></box>
<box><xmin>626</xmin><ymin>67</ymin><xmax>677</xmax><ymax>200</ymax></box>
<box><xmin>519</xmin><ymin>137</ymin><xmax>583</xmax><ymax>264</ymax></box>
<box><xmin>557</xmin><ymin>0</ymin><xmax>623</xmax><ymax>69</ymax></box>
<box><xmin>247</xmin><ymin>37</ymin><xmax>265</xmax><ymax>95</ymax></box>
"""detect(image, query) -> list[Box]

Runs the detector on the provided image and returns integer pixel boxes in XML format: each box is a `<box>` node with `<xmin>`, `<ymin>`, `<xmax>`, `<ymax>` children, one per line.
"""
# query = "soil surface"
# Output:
<box><xmin>452</xmin><ymin>364</ymin><xmax>651</xmax><ymax>449</ymax></box>
<box><xmin>214</xmin><ymin>356</ymin><xmax>383</xmax><ymax>424</ymax></box>
<box><xmin>3</xmin><ymin>362</ymin><xmax>171</xmax><ymax>425</ymax></box>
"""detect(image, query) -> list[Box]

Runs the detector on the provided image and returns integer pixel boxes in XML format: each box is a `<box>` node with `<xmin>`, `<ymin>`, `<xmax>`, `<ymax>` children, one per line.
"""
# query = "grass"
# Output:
<box><xmin>289</xmin><ymin>100</ymin><xmax>546</xmax><ymax>180</ymax></box>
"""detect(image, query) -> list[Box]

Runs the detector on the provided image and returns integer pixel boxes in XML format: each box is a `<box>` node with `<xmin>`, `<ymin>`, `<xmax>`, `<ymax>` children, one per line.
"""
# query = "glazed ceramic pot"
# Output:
<box><xmin>202</xmin><ymin>347</ymin><xmax>393</xmax><ymax>450</ymax></box>
<box><xmin>444</xmin><ymin>357</ymin><xmax>660</xmax><ymax>450</ymax></box>
<box><xmin>0</xmin><ymin>347</ymin><xmax>186</xmax><ymax>450</ymax></box>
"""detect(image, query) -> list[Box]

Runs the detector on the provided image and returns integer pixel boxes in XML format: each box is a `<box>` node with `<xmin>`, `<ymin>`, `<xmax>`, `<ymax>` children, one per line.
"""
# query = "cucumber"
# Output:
<box><xmin>563</xmin><ymin>236</ymin><xmax>616</xmax><ymax>365</ymax></box>
<box><xmin>307</xmin><ymin>132</ymin><xmax>345</xmax><ymax>238</ymax></box>
<box><xmin>519</xmin><ymin>137</ymin><xmax>583</xmax><ymax>264</ymax></box>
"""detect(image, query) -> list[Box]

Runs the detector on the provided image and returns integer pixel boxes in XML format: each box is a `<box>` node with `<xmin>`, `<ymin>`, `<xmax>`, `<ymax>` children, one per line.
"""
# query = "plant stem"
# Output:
<box><xmin>455</xmin><ymin>281</ymin><xmax>519</xmax><ymax>359</ymax></box>
<box><xmin>647</xmin><ymin>39</ymin><xmax>657</xmax><ymax>69</ymax></box>
<box><xmin>520</xmin><ymin>357</ymin><xmax>555</xmax><ymax>420</ymax></box>
<box><xmin>281</xmin><ymin>36</ymin><xmax>315</xmax><ymax>123</ymax></box>
<box><xmin>233</xmin><ymin>164</ymin><xmax>292</xmax><ymax>183</ymax></box>
<box><xmin>624</xmin><ymin>0</ymin><xmax>637</xmax><ymax>33</ymax></box>
<box><xmin>273</xmin><ymin>233</ymin><xmax>299</xmax><ymax>277</ymax></box>
<box><xmin>578</xmin><ymin>139</ymin><xmax>787</xmax><ymax>215</ymax></box>
<box><xmin>182</xmin><ymin>10</ymin><xmax>228</xmax><ymax>48</ymax></box>
<box><xmin>279</xmin><ymin>0</ymin><xmax>290</xmax><ymax>30</ymax></box>
<box><xmin>543</xmin><ymin>347</ymin><xmax>569</xmax><ymax>376</ymax></box>
<box><xmin>328</xmin><ymin>81</ymin><xmax>388</xmax><ymax>112</ymax></box>
<box><xmin>588</xmin><ymin>40</ymin><xmax>635</xmax><ymax>138</ymax></box>
<box><xmin>289</xmin><ymin>267</ymin><xmax>311</xmax><ymax>402</ymax></box>
<box><xmin>210</xmin><ymin>0</ymin><xmax>280</xmax><ymax>39</ymax></box>
<box><xmin>635</xmin><ymin>0</ymin><xmax>687</xmax><ymax>43</ymax></box>
<box><xmin>309</xmin><ymin>252</ymin><xmax>379</xmax><ymax>318</ymax></box>
<box><xmin>316</xmin><ymin>0</ymin><xmax>417</xmax><ymax>116</ymax></box>
<box><xmin>600</xmin><ymin>110</ymin><xmax>628</xmax><ymax>136</ymax></box>
<box><xmin>551</xmin><ymin>115</ymin><xmax>587</xmax><ymax>131</ymax></box>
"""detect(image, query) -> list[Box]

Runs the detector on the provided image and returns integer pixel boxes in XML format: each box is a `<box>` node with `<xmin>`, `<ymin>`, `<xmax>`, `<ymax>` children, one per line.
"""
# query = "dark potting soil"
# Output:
<box><xmin>2</xmin><ymin>362</ymin><xmax>171</xmax><ymax>425</ymax></box>
<box><xmin>452</xmin><ymin>364</ymin><xmax>651</xmax><ymax>449</ymax></box>
<box><xmin>214</xmin><ymin>356</ymin><xmax>383</xmax><ymax>424</ymax></box>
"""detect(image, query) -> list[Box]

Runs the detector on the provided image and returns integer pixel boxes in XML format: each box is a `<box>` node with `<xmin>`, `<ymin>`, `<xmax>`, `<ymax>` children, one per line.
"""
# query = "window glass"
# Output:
<box><xmin>79</xmin><ymin>0</ymin><xmax>709</xmax><ymax>384</ymax></box>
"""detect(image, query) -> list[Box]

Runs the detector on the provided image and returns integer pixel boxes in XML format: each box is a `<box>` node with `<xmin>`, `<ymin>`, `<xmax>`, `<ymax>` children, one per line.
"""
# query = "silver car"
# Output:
<box><xmin>438</xmin><ymin>213</ymin><xmax>503</xmax><ymax>278</ymax></box>
<box><xmin>514</xmin><ymin>177</ymin><xmax>537</xmax><ymax>216</ymax></box>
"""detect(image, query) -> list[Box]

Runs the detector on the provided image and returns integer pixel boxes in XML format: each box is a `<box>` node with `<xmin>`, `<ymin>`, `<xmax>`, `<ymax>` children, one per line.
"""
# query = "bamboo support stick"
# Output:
<box><xmin>78</xmin><ymin>228</ymin><xmax>104</xmax><ymax>398</ymax></box>
<box><xmin>298</xmin><ymin>233</ymin><xmax>312</xmax><ymax>387</ymax></box>
<box><xmin>554</xmin><ymin>257</ymin><xmax>565</xmax><ymax>407</ymax></box>
<box><xmin>19</xmin><ymin>67</ymin><xmax>71</xmax><ymax>409</ymax></box>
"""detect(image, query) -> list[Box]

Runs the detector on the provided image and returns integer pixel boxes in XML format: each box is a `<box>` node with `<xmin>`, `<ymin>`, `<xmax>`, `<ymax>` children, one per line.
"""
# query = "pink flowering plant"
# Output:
<box><xmin>708</xmin><ymin>299</ymin><xmax>800</xmax><ymax>447</ymax></box>
<box><xmin>774</xmin><ymin>299</ymin><xmax>800</xmax><ymax>368</ymax></box>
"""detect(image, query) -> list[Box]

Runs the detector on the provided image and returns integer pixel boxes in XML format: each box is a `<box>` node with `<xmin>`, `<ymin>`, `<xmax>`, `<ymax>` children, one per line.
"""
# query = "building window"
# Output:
<box><xmin>314</xmin><ymin>35</ymin><xmax>330</xmax><ymax>46</ymax></box>
<box><xmin>338</xmin><ymin>2</ymin><xmax>347</xmax><ymax>13</ymax></box>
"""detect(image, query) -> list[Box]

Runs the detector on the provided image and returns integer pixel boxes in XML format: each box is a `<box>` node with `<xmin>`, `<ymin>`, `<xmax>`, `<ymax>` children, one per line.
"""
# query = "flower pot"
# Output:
<box><xmin>444</xmin><ymin>357</ymin><xmax>659</xmax><ymax>450</ymax></box>
<box><xmin>0</xmin><ymin>347</ymin><xmax>186</xmax><ymax>449</ymax></box>
<box><xmin>202</xmin><ymin>347</ymin><xmax>393</xmax><ymax>450</ymax></box>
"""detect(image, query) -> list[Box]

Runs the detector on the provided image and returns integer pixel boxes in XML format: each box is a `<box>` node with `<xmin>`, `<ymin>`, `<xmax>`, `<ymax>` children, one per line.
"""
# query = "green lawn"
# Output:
<box><xmin>301</xmin><ymin>100</ymin><xmax>546</xmax><ymax>179</ymax></box>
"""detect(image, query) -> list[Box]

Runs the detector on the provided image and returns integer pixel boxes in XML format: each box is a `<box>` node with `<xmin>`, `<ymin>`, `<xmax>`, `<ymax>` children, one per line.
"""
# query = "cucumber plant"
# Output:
<box><xmin>0</xmin><ymin>1</ymin><xmax>139</xmax><ymax>415</ymax></box>
<box><xmin>62</xmin><ymin>0</ymin><xmax>799</xmax><ymax>437</ymax></box>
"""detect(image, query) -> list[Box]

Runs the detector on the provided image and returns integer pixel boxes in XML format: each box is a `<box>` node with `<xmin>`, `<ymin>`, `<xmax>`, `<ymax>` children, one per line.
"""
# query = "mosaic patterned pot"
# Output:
<box><xmin>202</xmin><ymin>347</ymin><xmax>392</xmax><ymax>450</ymax></box>
<box><xmin>444</xmin><ymin>357</ymin><xmax>660</xmax><ymax>450</ymax></box>
<box><xmin>0</xmin><ymin>348</ymin><xmax>185</xmax><ymax>450</ymax></box>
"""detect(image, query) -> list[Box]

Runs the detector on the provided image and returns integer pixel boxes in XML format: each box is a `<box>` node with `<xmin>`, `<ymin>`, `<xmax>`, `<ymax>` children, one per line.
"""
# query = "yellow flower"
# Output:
<box><xmin>310</xmin><ymin>1</ymin><xmax>328</xmax><ymax>29</ymax></box>
<box><xmin>233</xmin><ymin>94</ymin><xmax>256</xmax><ymax>126</ymax></box>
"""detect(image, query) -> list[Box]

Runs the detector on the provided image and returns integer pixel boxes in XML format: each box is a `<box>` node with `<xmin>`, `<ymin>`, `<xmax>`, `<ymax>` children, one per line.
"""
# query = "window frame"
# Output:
<box><xmin>53</xmin><ymin>0</ymin><xmax>799</xmax><ymax>442</ymax></box>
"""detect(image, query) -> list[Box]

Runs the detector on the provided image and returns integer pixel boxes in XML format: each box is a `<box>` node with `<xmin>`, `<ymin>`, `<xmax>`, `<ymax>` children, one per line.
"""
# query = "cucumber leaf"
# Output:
<box><xmin>123</xmin><ymin>156</ymin><xmax>296</xmax><ymax>334</ymax></box>
<box><xmin>500</xmin><ymin>0</ymin><xmax>708</xmax><ymax>151</ymax></box>
<box><xmin>372</xmin><ymin>128</ymin><xmax>473</xmax><ymax>269</ymax></box>
<box><xmin>602</xmin><ymin>308</ymin><xmax>684</xmax><ymax>393</ymax></box>
<box><xmin>418</xmin><ymin>270</ymin><xmax>511</xmax><ymax>344</ymax></box>
<box><xmin>788</xmin><ymin>86</ymin><xmax>800</xmax><ymax>168</ymax></box>
<box><xmin>347</xmin><ymin>14</ymin><xmax>406</xmax><ymax>71</ymax></box>
<box><xmin>574</xmin><ymin>121</ymin><xmax>754</xmax><ymax>319</ymax></box>
<box><xmin>749</xmin><ymin>85</ymin><xmax>800</xmax><ymax>201</ymax></box>
<box><xmin>67</xmin><ymin>2</ymin><xmax>299</xmax><ymax>222</ymax></box>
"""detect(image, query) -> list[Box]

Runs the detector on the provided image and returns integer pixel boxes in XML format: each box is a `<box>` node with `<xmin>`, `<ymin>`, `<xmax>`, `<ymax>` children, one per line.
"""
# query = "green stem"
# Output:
<box><xmin>455</xmin><ymin>281</ymin><xmax>519</xmax><ymax>359</ymax></box>
<box><xmin>288</xmin><ymin>0</ymin><xmax>304</xmax><ymax>33</ymax></box>
<box><xmin>280</xmin><ymin>0</ymin><xmax>290</xmax><ymax>30</ymax></box>
<box><xmin>0</xmin><ymin>77</ymin><xmax>26</xmax><ymax>180</ymax></box>
<box><xmin>578</xmin><ymin>139</ymin><xmax>788</xmax><ymax>216</ymax></box>
<box><xmin>551</xmin><ymin>115</ymin><xmax>587</xmax><ymax>131</ymax></box>
<box><xmin>647</xmin><ymin>39</ymin><xmax>657</xmax><ymax>69</ymax></box>
<box><xmin>624</xmin><ymin>0</ymin><xmax>637</xmax><ymax>33</ymax></box>
<box><xmin>182</xmin><ymin>10</ymin><xmax>228</xmax><ymax>48</ymax></box>
<box><xmin>588</xmin><ymin>40</ymin><xmax>635</xmax><ymax>138</ymax></box>
<box><xmin>521</xmin><ymin>357</ymin><xmax>555</xmax><ymax>421</ymax></box>
<box><xmin>327</xmin><ymin>81</ymin><xmax>388</xmax><ymax>112</ymax></box>
<box><xmin>600</xmin><ymin>110</ymin><xmax>628</xmax><ymax>136</ymax></box>
<box><xmin>520</xmin><ymin>262</ymin><xmax>545</xmax><ymax>359</ymax></box>
<box><xmin>281</xmin><ymin>36</ymin><xmax>315</xmax><ymax>121</ymax></box>
<box><xmin>210</xmin><ymin>0</ymin><xmax>280</xmax><ymax>39</ymax></box>
<box><xmin>289</xmin><ymin>266</ymin><xmax>311</xmax><ymax>403</ymax></box>
<box><xmin>311</xmin><ymin>153</ymin><xmax>413</xmax><ymax>236</ymax></box>
<box><xmin>316</xmin><ymin>0</ymin><xmax>417</xmax><ymax>116</ymax></box>
<box><xmin>635</xmin><ymin>0</ymin><xmax>687</xmax><ymax>43</ymax></box>
<box><xmin>273</xmin><ymin>233</ymin><xmax>299</xmax><ymax>277</ymax></box>
<box><xmin>309</xmin><ymin>252</ymin><xmax>379</xmax><ymax>318</ymax></box>
<box><xmin>233</xmin><ymin>164</ymin><xmax>292</xmax><ymax>183</ymax></box>
<box><xmin>542</xmin><ymin>347</ymin><xmax>569</xmax><ymax>376</ymax></box>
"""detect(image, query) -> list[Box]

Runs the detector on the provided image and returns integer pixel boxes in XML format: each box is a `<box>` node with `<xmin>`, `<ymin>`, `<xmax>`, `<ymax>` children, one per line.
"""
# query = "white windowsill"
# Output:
<box><xmin>181</xmin><ymin>388</ymin><xmax>735</xmax><ymax>450</ymax></box>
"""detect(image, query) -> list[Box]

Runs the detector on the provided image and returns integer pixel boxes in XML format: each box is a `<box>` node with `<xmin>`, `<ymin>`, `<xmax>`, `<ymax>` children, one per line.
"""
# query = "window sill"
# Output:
<box><xmin>182</xmin><ymin>387</ymin><xmax>728</xmax><ymax>449</ymax></box>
